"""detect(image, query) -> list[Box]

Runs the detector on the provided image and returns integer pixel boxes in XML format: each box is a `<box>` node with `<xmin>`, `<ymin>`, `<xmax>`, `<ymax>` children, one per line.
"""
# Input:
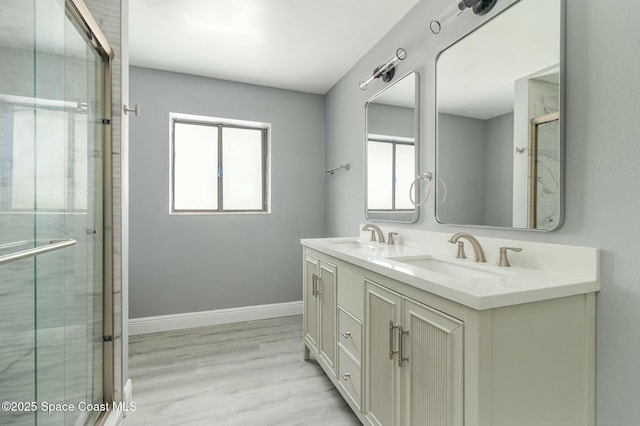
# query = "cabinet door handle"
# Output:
<box><xmin>311</xmin><ymin>273</ymin><xmax>318</xmax><ymax>297</ymax></box>
<box><xmin>340</xmin><ymin>372</ymin><xmax>351</xmax><ymax>381</ymax></box>
<box><xmin>339</xmin><ymin>330</ymin><xmax>351</xmax><ymax>339</ymax></box>
<box><xmin>398</xmin><ymin>325</ymin><xmax>409</xmax><ymax>367</ymax></box>
<box><xmin>388</xmin><ymin>321</ymin><xmax>399</xmax><ymax>360</ymax></box>
<box><xmin>311</xmin><ymin>274</ymin><xmax>316</xmax><ymax>296</ymax></box>
<box><xmin>315</xmin><ymin>274</ymin><xmax>322</xmax><ymax>296</ymax></box>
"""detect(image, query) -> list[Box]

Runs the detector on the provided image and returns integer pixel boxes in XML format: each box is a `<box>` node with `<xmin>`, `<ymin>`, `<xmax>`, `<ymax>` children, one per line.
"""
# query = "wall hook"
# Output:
<box><xmin>124</xmin><ymin>104</ymin><xmax>141</xmax><ymax>116</ymax></box>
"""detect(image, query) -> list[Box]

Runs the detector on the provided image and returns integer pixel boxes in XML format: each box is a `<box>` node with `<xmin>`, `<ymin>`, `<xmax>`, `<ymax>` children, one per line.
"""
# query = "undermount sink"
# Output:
<box><xmin>389</xmin><ymin>256</ymin><xmax>505</xmax><ymax>280</ymax></box>
<box><xmin>330</xmin><ymin>240</ymin><xmax>382</xmax><ymax>250</ymax></box>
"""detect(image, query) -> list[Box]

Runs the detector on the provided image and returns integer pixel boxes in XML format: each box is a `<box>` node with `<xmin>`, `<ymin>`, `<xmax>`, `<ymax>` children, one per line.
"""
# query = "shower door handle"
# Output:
<box><xmin>0</xmin><ymin>239</ymin><xmax>77</xmax><ymax>266</ymax></box>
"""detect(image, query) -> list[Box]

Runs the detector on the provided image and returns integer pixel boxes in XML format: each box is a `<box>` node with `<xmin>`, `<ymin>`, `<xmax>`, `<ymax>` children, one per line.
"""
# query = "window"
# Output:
<box><xmin>170</xmin><ymin>113</ymin><xmax>269</xmax><ymax>213</ymax></box>
<box><xmin>367</xmin><ymin>135</ymin><xmax>415</xmax><ymax>211</ymax></box>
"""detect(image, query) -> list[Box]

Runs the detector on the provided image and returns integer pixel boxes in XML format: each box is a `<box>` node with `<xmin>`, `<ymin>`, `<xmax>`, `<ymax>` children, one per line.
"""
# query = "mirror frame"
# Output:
<box><xmin>364</xmin><ymin>71</ymin><xmax>421</xmax><ymax>223</ymax></box>
<box><xmin>433</xmin><ymin>0</ymin><xmax>565</xmax><ymax>232</ymax></box>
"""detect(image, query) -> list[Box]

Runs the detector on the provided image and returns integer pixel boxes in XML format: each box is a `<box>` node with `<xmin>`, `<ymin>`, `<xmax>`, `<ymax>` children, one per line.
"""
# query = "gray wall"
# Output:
<box><xmin>436</xmin><ymin>113</ymin><xmax>486</xmax><ymax>225</ymax></box>
<box><xmin>483</xmin><ymin>112</ymin><xmax>514</xmax><ymax>227</ymax></box>
<box><xmin>436</xmin><ymin>112</ymin><xmax>513</xmax><ymax>227</ymax></box>
<box><xmin>367</xmin><ymin>103</ymin><xmax>414</xmax><ymax>138</ymax></box>
<box><xmin>129</xmin><ymin>67</ymin><xmax>325</xmax><ymax>318</ymax></box>
<box><xmin>324</xmin><ymin>0</ymin><xmax>640</xmax><ymax>424</ymax></box>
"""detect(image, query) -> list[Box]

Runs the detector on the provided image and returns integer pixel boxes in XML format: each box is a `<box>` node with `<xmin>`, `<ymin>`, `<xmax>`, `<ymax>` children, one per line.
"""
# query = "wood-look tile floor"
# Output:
<box><xmin>126</xmin><ymin>315</ymin><xmax>361</xmax><ymax>426</ymax></box>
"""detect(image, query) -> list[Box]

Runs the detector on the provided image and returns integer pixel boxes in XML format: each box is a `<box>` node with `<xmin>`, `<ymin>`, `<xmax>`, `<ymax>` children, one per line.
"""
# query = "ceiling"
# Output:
<box><xmin>129</xmin><ymin>0</ymin><xmax>420</xmax><ymax>95</ymax></box>
<box><xmin>437</xmin><ymin>0</ymin><xmax>560</xmax><ymax>120</ymax></box>
<box><xmin>370</xmin><ymin>71</ymin><xmax>416</xmax><ymax>109</ymax></box>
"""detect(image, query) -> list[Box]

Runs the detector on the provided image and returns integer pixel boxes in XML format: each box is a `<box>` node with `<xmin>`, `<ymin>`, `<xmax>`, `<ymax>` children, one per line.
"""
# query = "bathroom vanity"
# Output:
<box><xmin>301</xmin><ymin>228</ymin><xmax>598</xmax><ymax>426</ymax></box>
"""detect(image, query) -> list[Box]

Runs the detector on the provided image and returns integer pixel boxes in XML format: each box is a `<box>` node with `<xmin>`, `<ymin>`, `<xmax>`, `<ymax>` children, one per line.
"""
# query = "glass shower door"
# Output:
<box><xmin>0</xmin><ymin>2</ymin><xmax>38</xmax><ymax>424</ymax></box>
<box><xmin>0</xmin><ymin>1</ymin><xmax>110</xmax><ymax>425</ymax></box>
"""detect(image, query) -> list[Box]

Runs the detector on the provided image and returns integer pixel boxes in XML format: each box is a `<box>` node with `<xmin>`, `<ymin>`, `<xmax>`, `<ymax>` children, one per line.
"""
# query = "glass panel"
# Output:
<box><xmin>9</xmin><ymin>108</ymin><xmax>36</xmax><ymax>210</ymax></box>
<box><xmin>72</xmin><ymin>113</ymin><xmax>88</xmax><ymax>211</ymax></box>
<box><xmin>367</xmin><ymin>141</ymin><xmax>393</xmax><ymax>210</ymax></box>
<box><xmin>37</xmin><ymin>109</ymin><xmax>68</xmax><ymax>209</ymax></box>
<box><xmin>395</xmin><ymin>143</ymin><xmax>415</xmax><ymax>210</ymax></box>
<box><xmin>173</xmin><ymin>122</ymin><xmax>218</xmax><ymax>210</ymax></box>
<box><xmin>64</xmin><ymin>9</ymin><xmax>104</xmax><ymax>424</ymax></box>
<box><xmin>222</xmin><ymin>127</ymin><xmax>263</xmax><ymax>210</ymax></box>
<box><xmin>34</xmin><ymin>1</ymin><xmax>71</xmax><ymax>423</ymax></box>
<box><xmin>11</xmin><ymin>109</ymin><xmax>87</xmax><ymax>211</ymax></box>
<box><xmin>0</xmin><ymin>0</ymin><xmax>37</xmax><ymax>424</ymax></box>
<box><xmin>1</xmin><ymin>1</ymin><xmax>107</xmax><ymax>424</ymax></box>
<box><xmin>33</xmin><ymin>1</ymin><xmax>104</xmax><ymax>424</ymax></box>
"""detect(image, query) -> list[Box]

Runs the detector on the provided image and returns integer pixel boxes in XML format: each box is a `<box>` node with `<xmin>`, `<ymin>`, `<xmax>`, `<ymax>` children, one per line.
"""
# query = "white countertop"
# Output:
<box><xmin>301</xmin><ymin>232</ymin><xmax>599</xmax><ymax>310</ymax></box>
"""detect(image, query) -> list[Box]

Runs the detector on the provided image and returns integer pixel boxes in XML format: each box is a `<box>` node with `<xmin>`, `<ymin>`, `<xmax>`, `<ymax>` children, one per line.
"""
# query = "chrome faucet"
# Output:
<box><xmin>363</xmin><ymin>224</ymin><xmax>385</xmax><ymax>243</ymax></box>
<box><xmin>448</xmin><ymin>232</ymin><xmax>486</xmax><ymax>263</ymax></box>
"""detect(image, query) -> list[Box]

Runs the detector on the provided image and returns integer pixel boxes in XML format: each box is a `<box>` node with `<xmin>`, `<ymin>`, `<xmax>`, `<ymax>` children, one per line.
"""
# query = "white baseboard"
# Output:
<box><xmin>128</xmin><ymin>300</ymin><xmax>303</xmax><ymax>335</ymax></box>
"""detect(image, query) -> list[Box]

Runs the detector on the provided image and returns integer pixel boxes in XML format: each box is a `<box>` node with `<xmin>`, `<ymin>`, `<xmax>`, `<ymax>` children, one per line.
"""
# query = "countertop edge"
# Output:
<box><xmin>301</xmin><ymin>238</ymin><xmax>600</xmax><ymax>311</ymax></box>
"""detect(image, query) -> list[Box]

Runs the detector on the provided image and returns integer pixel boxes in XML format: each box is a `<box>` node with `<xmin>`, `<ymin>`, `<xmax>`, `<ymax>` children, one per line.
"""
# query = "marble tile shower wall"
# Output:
<box><xmin>0</xmin><ymin>260</ymin><xmax>34</xmax><ymax>425</ymax></box>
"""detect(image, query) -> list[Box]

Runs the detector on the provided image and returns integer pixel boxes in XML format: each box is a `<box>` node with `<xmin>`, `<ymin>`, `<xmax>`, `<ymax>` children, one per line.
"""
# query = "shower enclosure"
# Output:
<box><xmin>0</xmin><ymin>1</ymin><xmax>113</xmax><ymax>424</ymax></box>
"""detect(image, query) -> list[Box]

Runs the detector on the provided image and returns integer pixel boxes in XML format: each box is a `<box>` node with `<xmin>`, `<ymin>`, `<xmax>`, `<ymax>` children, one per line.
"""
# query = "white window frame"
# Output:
<box><xmin>169</xmin><ymin>112</ymin><xmax>271</xmax><ymax>215</ymax></box>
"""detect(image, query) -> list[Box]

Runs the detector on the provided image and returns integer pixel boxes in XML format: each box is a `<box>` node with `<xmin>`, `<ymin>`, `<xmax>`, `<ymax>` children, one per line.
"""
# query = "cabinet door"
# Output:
<box><xmin>400</xmin><ymin>298</ymin><xmax>463</xmax><ymax>426</ymax></box>
<box><xmin>364</xmin><ymin>281</ymin><xmax>402</xmax><ymax>426</ymax></box>
<box><xmin>303</xmin><ymin>254</ymin><xmax>319</xmax><ymax>352</ymax></box>
<box><xmin>318</xmin><ymin>260</ymin><xmax>337</xmax><ymax>374</ymax></box>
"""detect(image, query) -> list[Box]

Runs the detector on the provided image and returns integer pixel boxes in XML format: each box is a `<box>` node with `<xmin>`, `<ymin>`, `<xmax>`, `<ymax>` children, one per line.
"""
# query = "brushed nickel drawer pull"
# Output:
<box><xmin>339</xmin><ymin>330</ymin><xmax>351</xmax><ymax>339</ymax></box>
<box><xmin>314</xmin><ymin>274</ymin><xmax>322</xmax><ymax>296</ymax></box>
<box><xmin>340</xmin><ymin>372</ymin><xmax>351</xmax><ymax>381</ymax></box>
<box><xmin>312</xmin><ymin>273</ymin><xmax>319</xmax><ymax>297</ymax></box>
<box><xmin>388</xmin><ymin>321</ymin><xmax>398</xmax><ymax>360</ymax></box>
<box><xmin>398</xmin><ymin>325</ymin><xmax>410</xmax><ymax>367</ymax></box>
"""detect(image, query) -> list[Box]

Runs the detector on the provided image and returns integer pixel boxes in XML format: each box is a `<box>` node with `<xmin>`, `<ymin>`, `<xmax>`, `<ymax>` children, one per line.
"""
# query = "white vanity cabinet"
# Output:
<box><xmin>365</xmin><ymin>280</ymin><xmax>463</xmax><ymax>426</ymax></box>
<box><xmin>301</xmin><ymin>239</ymin><xmax>596</xmax><ymax>426</ymax></box>
<box><xmin>303</xmin><ymin>253</ymin><xmax>337</xmax><ymax>375</ymax></box>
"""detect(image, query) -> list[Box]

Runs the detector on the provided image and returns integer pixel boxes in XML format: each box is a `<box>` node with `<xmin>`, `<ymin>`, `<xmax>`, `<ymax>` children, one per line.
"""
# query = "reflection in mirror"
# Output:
<box><xmin>365</xmin><ymin>72</ymin><xmax>419</xmax><ymax>223</ymax></box>
<box><xmin>529</xmin><ymin>111</ymin><xmax>560</xmax><ymax>228</ymax></box>
<box><xmin>435</xmin><ymin>0</ymin><xmax>562</xmax><ymax>230</ymax></box>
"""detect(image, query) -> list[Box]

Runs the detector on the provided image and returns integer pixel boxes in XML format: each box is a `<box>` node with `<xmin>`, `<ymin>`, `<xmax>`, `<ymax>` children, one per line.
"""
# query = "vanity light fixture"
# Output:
<box><xmin>359</xmin><ymin>48</ymin><xmax>407</xmax><ymax>90</ymax></box>
<box><xmin>430</xmin><ymin>0</ymin><xmax>498</xmax><ymax>34</ymax></box>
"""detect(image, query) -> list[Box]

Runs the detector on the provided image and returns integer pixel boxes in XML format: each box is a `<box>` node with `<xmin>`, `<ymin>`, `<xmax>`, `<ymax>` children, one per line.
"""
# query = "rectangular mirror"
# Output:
<box><xmin>365</xmin><ymin>71</ymin><xmax>420</xmax><ymax>223</ymax></box>
<box><xmin>435</xmin><ymin>0</ymin><xmax>563</xmax><ymax>231</ymax></box>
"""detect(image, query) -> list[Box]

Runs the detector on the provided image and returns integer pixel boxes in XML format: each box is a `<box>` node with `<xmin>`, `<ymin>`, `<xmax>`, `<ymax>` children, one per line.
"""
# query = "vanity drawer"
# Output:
<box><xmin>337</xmin><ymin>344</ymin><xmax>362</xmax><ymax>410</ymax></box>
<box><xmin>337</xmin><ymin>266</ymin><xmax>364</xmax><ymax>320</ymax></box>
<box><xmin>338</xmin><ymin>307</ymin><xmax>362</xmax><ymax>362</ymax></box>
